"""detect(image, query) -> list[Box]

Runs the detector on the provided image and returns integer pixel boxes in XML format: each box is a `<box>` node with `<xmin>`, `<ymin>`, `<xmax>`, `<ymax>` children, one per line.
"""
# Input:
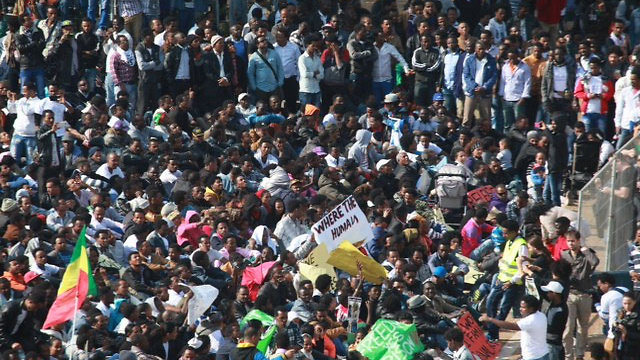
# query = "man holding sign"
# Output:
<box><xmin>311</xmin><ymin>196</ymin><xmax>374</xmax><ymax>252</ymax></box>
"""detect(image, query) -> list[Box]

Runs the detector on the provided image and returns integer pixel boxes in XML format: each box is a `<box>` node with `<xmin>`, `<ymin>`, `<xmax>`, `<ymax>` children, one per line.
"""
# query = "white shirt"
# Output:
<box><xmin>7</xmin><ymin>96</ymin><xmax>42</xmax><ymax>137</ymax></box>
<box><xmin>298</xmin><ymin>51</ymin><xmax>324</xmax><ymax>93</ymax></box>
<box><xmin>96</xmin><ymin>164</ymin><xmax>125</xmax><ymax>179</ymax></box>
<box><xmin>190</xmin><ymin>248</ymin><xmax>224</xmax><ymax>267</ymax></box>
<box><xmin>475</xmin><ymin>57</ymin><xmax>488</xmax><ymax>86</ymax></box>
<box><xmin>487</xmin><ymin>18</ymin><xmax>507</xmax><ymax>45</ymax></box>
<box><xmin>615</xmin><ymin>86</ymin><xmax>640</xmax><ymax>130</ymax></box>
<box><xmin>95</xmin><ymin>301</ymin><xmax>112</xmax><ymax>318</ymax></box>
<box><xmin>372</xmin><ymin>42</ymin><xmax>409</xmax><ymax>83</ymax></box>
<box><xmin>517</xmin><ymin>311</ymin><xmax>549</xmax><ymax>360</ymax></box>
<box><xmin>417</xmin><ymin>142</ymin><xmax>442</xmax><ymax>155</ymax></box>
<box><xmin>499</xmin><ymin>61</ymin><xmax>531</xmax><ymax>101</ymax></box>
<box><xmin>154</xmin><ymin>31</ymin><xmax>166</xmax><ymax>47</ymax></box>
<box><xmin>160</xmin><ymin>168</ymin><xmax>182</xmax><ymax>184</ymax></box>
<box><xmin>30</xmin><ymin>263</ymin><xmax>60</xmax><ymax>277</ymax></box>
<box><xmin>585</xmin><ymin>75</ymin><xmax>603</xmax><ymax>113</ymax></box>
<box><xmin>167</xmin><ymin>289</ymin><xmax>185</xmax><ymax>307</ymax></box>
<box><xmin>552</xmin><ymin>65</ymin><xmax>568</xmax><ymax>98</ymax></box>
<box><xmin>274</xmin><ymin>41</ymin><xmax>301</xmax><ymax>79</ymax></box>
<box><xmin>213</xmin><ymin>50</ymin><xmax>226</xmax><ymax>78</ymax></box>
<box><xmin>40</xmin><ymin>98</ymin><xmax>69</xmax><ymax>137</ymax></box>
<box><xmin>597</xmin><ymin>287</ymin><xmax>628</xmax><ymax>338</ymax></box>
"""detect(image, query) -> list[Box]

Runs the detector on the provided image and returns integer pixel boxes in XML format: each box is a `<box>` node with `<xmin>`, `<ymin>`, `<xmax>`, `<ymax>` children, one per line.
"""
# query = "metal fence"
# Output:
<box><xmin>577</xmin><ymin>134</ymin><xmax>639</xmax><ymax>271</ymax></box>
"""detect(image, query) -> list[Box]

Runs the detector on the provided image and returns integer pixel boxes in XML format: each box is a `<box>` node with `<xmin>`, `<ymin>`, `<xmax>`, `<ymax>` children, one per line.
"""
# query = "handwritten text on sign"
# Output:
<box><xmin>312</xmin><ymin>196</ymin><xmax>374</xmax><ymax>252</ymax></box>
<box><xmin>457</xmin><ymin>312</ymin><xmax>502</xmax><ymax>360</ymax></box>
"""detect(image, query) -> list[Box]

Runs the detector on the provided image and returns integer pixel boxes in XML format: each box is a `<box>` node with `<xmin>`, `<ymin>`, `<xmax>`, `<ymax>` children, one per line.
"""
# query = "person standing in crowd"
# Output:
<box><xmin>348</xmin><ymin>24</ymin><xmax>377</xmax><ymax>103</ymax></box>
<box><xmin>440</xmin><ymin>34</ymin><xmax>465</xmax><ymax>119</ymax></box>
<box><xmin>462</xmin><ymin>42</ymin><xmax>497</xmax><ymax>128</ymax></box>
<box><xmin>480</xmin><ymin>295</ymin><xmax>549</xmax><ymax>360</ymax></box>
<box><xmin>412</xmin><ymin>34</ymin><xmax>441</xmax><ymax>108</ymax></box>
<box><xmin>298</xmin><ymin>33</ymin><xmax>324</xmax><ymax>108</ymax></box>
<box><xmin>498</xmin><ymin>47</ymin><xmax>531</xmax><ymax>134</ymax></box>
<box><xmin>109</xmin><ymin>34</ymin><xmax>138</xmax><ymax>112</ymax></box>
<box><xmin>541</xmin><ymin>47</ymin><xmax>575</xmax><ymax>122</ymax></box>
<box><xmin>485</xmin><ymin>219</ymin><xmax>528</xmax><ymax>341</ymax></box>
<box><xmin>248</xmin><ymin>35</ymin><xmax>284</xmax><ymax>104</ymax></box>
<box><xmin>562</xmin><ymin>230</ymin><xmax>599</xmax><ymax>360</ymax></box>
<box><xmin>541</xmin><ymin>281</ymin><xmax>568</xmax><ymax>360</ymax></box>
<box><xmin>135</xmin><ymin>28</ymin><xmax>164</xmax><ymax>114</ymax></box>
<box><xmin>273</xmin><ymin>28</ymin><xmax>300</xmax><ymax>114</ymax></box>
<box><xmin>595</xmin><ymin>272</ymin><xmax>628</xmax><ymax>349</ymax></box>
<box><xmin>16</xmin><ymin>13</ymin><xmax>46</xmax><ymax>98</ymax></box>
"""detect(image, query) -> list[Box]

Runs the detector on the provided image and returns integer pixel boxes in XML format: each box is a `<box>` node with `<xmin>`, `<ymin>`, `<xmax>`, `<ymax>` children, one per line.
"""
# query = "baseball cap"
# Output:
<box><xmin>24</xmin><ymin>271</ymin><xmax>41</xmax><ymax>284</ymax></box>
<box><xmin>376</xmin><ymin>158</ymin><xmax>392</xmax><ymax>171</ymax></box>
<box><xmin>541</xmin><ymin>281</ymin><xmax>564</xmax><ymax>294</ymax></box>
<box><xmin>237</xmin><ymin>93</ymin><xmax>249</xmax><ymax>102</ymax></box>
<box><xmin>432</xmin><ymin>93</ymin><xmax>444</xmax><ymax>101</ymax></box>
<box><xmin>433</xmin><ymin>266</ymin><xmax>447</xmax><ymax>278</ymax></box>
<box><xmin>304</xmin><ymin>104</ymin><xmax>320</xmax><ymax>116</ymax></box>
<box><xmin>384</xmin><ymin>93</ymin><xmax>399</xmax><ymax>103</ymax></box>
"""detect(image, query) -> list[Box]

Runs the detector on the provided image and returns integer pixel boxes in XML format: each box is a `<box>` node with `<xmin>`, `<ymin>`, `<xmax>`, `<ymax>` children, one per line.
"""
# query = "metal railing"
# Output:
<box><xmin>577</xmin><ymin>134</ymin><xmax>639</xmax><ymax>271</ymax></box>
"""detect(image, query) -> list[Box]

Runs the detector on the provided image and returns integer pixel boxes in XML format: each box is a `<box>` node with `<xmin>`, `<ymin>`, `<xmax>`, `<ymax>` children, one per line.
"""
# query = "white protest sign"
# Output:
<box><xmin>185</xmin><ymin>284</ymin><xmax>219</xmax><ymax>325</ymax></box>
<box><xmin>311</xmin><ymin>196</ymin><xmax>374</xmax><ymax>252</ymax></box>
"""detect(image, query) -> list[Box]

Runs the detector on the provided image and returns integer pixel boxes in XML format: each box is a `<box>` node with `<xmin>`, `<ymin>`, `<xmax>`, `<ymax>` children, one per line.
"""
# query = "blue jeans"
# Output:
<box><xmin>502</xmin><ymin>99</ymin><xmax>525</xmax><ymax>133</ymax></box>
<box><xmin>10</xmin><ymin>134</ymin><xmax>37</xmax><ymax>167</ymax></box>
<box><xmin>543</xmin><ymin>172</ymin><xmax>562</xmax><ymax>207</ymax></box>
<box><xmin>299</xmin><ymin>92</ymin><xmax>321</xmax><ymax>108</ymax></box>
<box><xmin>105</xmin><ymin>73</ymin><xmax>115</xmax><ymax>107</ymax></box>
<box><xmin>114</xmin><ymin>83</ymin><xmax>137</xmax><ymax>117</ymax></box>
<box><xmin>485</xmin><ymin>279</ymin><xmax>522</xmax><ymax>340</ymax></box>
<box><xmin>470</xmin><ymin>239</ymin><xmax>495</xmax><ymax>261</ymax></box>
<box><xmin>547</xmin><ymin>344</ymin><xmax>563</xmax><ymax>360</ymax></box>
<box><xmin>19</xmin><ymin>68</ymin><xmax>45</xmax><ymax>99</ymax></box>
<box><xmin>372</xmin><ymin>80</ymin><xmax>393</xmax><ymax>106</ymax></box>
<box><xmin>582</xmin><ymin>112</ymin><xmax>607</xmax><ymax>137</ymax></box>
<box><xmin>87</xmin><ymin>0</ymin><xmax>99</xmax><ymax>23</ymax></box>
<box><xmin>617</xmin><ymin>128</ymin><xmax>634</xmax><ymax>150</ymax></box>
<box><xmin>83</xmin><ymin>68</ymin><xmax>98</xmax><ymax>94</ymax></box>
<box><xmin>98</xmin><ymin>0</ymin><xmax>111</xmax><ymax>30</ymax></box>
<box><xmin>442</xmin><ymin>88</ymin><xmax>457</xmax><ymax>115</ymax></box>
<box><xmin>492</xmin><ymin>96</ymin><xmax>504</xmax><ymax>134</ymax></box>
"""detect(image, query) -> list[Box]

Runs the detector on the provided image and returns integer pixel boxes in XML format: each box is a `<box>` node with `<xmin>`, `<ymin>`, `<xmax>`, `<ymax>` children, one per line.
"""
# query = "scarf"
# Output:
<box><xmin>116</xmin><ymin>46</ymin><xmax>136</xmax><ymax>67</ymax></box>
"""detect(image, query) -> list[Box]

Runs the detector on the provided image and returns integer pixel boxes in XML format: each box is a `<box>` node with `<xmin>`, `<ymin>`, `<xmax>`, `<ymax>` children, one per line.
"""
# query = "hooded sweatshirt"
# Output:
<box><xmin>348</xmin><ymin>129</ymin><xmax>374</xmax><ymax>173</ymax></box>
<box><xmin>177</xmin><ymin>211</ymin><xmax>206</xmax><ymax>247</ymax></box>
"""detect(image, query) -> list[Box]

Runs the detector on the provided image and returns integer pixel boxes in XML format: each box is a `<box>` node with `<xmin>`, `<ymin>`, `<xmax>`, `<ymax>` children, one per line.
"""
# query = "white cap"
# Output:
<box><xmin>541</xmin><ymin>281</ymin><xmax>564</xmax><ymax>294</ymax></box>
<box><xmin>376</xmin><ymin>158</ymin><xmax>392</xmax><ymax>171</ymax></box>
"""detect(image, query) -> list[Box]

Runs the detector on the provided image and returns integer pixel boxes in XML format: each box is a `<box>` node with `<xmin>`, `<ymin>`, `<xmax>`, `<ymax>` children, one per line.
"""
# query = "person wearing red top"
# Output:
<box><xmin>460</xmin><ymin>207</ymin><xmax>495</xmax><ymax>260</ymax></box>
<box><xmin>535</xmin><ymin>0</ymin><xmax>567</xmax><ymax>42</ymax></box>
<box><xmin>574</xmin><ymin>56</ymin><xmax>615</xmax><ymax>138</ymax></box>
<box><xmin>550</xmin><ymin>217</ymin><xmax>571</xmax><ymax>261</ymax></box>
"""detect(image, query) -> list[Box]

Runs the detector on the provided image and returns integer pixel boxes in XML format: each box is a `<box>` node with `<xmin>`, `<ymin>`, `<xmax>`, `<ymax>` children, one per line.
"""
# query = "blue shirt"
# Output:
<box><xmin>443</xmin><ymin>50</ymin><xmax>461</xmax><ymax>90</ymax></box>
<box><xmin>247</xmin><ymin>49</ymin><xmax>284</xmax><ymax>92</ymax></box>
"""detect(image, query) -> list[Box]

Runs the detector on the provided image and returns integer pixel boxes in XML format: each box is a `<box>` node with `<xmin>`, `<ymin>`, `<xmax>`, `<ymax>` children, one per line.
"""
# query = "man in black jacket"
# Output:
<box><xmin>541</xmin><ymin>114</ymin><xmax>568</xmax><ymax>207</ymax></box>
<box><xmin>347</xmin><ymin>24</ymin><xmax>377</xmax><ymax>103</ymax></box>
<box><xmin>0</xmin><ymin>291</ymin><xmax>46</xmax><ymax>352</ymax></box>
<box><xmin>412</xmin><ymin>35</ymin><xmax>442</xmax><ymax>107</ymax></box>
<box><xmin>407</xmin><ymin>294</ymin><xmax>448</xmax><ymax>350</ymax></box>
<box><xmin>135</xmin><ymin>29</ymin><xmax>164</xmax><ymax>114</ymax></box>
<box><xmin>16</xmin><ymin>14</ymin><xmax>46</xmax><ymax>98</ymax></box>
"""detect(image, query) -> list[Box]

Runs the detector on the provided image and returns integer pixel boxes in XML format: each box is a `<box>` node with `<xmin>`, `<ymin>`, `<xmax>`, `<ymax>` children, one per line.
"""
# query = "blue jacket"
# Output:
<box><xmin>462</xmin><ymin>53</ymin><xmax>498</xmax><ymax>97</ymax></box>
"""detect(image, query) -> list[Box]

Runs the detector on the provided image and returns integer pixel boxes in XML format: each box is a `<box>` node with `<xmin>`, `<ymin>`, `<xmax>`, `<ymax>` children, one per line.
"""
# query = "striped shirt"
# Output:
<box><xmin>118</xmin><ymin>0</ymin><xmax>143</xmax><ymax>18</ymax></box>
<box><xmin>628</xmin><ymin>243</ymin><xmax>640</xmax><ymax>290</ymax></box>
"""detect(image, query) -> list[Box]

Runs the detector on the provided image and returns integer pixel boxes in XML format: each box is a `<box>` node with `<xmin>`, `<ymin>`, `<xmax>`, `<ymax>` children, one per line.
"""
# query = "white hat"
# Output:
<box><xmin>383</xmin><ymin>93</ymin><xmax>399</xmax><ymax>103</ymax></box>
<box><xmin>237</xmin><ymin>92</ymin><xmax>250</xmax><ymax>102</ymax></box>
<box><xmin>210</xmin><ymin>35</ymin><xmax>224</xmax><ymax>46</ymax></box>
<box><xmin>541</xmin><ymin>281</ymin><xmax>564</xmax><ymax>294</ymax></box>
<box><xmin>376</xmin><ymin>158</ymin><xmax>392</xmax><ymax>171</ymax></box>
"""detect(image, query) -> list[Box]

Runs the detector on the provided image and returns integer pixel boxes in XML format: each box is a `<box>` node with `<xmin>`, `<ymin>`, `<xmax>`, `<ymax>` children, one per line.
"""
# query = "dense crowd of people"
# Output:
<box><xmin>1</xmin><ymin>0</ymin><xmax>640</xmax><ymax>360</ymax></box>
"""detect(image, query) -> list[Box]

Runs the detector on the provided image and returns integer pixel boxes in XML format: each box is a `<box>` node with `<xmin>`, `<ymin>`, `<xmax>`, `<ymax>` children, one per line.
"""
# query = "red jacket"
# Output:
<box><xmin>574</xmin><ymin>76</ymin><xmax>615</xmax><ymax>115</ymax></box>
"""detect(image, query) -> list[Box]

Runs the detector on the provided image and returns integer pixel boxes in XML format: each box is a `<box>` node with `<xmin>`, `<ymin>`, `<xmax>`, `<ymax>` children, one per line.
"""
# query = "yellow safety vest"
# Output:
<box><xmin>497</xmin><ymin>236</ymin><xmax>527</xmax><ymax>284</ymax></box>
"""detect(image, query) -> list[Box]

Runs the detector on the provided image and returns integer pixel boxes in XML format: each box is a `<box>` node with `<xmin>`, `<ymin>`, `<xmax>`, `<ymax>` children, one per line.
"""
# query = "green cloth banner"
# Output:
<box><xmin>240</xmin><ymin>309</ymin><xmax>274</xmax><ymax>329</ymax></box>
<box><xmin>357</xmin><ymin>319</ymin><xmax>424</xmax><ymax>360</ymax></box>
<box><xmin>257</xmin><ymin>325</ymin><xmax>278</xmax><ymax>353</ymax></box>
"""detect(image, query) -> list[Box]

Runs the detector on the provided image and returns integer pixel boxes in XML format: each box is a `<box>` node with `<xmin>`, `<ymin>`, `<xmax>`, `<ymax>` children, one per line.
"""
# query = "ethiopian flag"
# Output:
<box><xmin>43</xmin><ymin>227</ymin><xmax>98</xmax><ymax>329</ymax></box>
